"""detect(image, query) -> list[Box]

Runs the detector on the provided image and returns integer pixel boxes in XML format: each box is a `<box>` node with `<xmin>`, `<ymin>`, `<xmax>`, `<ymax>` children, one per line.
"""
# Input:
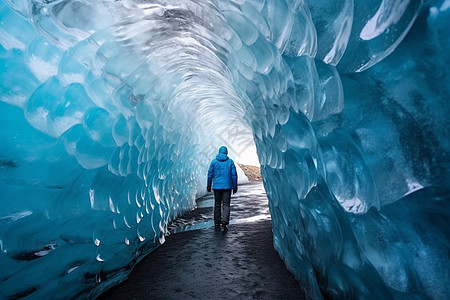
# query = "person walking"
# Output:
<box><xmin>207</xmin><ymin>146</ymin><xmax>238</xmax><ymax>230</ymax></box>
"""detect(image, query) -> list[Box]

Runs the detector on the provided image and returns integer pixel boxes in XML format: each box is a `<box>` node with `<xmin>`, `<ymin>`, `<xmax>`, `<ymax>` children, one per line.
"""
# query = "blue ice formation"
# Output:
<box><xmin>0</xmin><ymin>0</ymin><xmax>449</xmax><ymax>299</ymax></box>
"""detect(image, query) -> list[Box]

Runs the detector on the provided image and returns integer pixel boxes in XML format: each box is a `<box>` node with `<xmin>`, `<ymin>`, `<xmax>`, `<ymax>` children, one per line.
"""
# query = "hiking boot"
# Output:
<box><xmin>222</xmin><ymin>223</ymin><xmax>228</xmax><ymax>231</ymax></box>
<box><xmin>214</xmin><ymin>224</ymin><xmax>221</xmax><ymax>230</ymax></box>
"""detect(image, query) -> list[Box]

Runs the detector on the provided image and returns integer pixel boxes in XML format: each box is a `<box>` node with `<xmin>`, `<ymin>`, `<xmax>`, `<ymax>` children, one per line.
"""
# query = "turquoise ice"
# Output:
<box><xmin>0</xmin><ymin>0</ymin><xmax>449</xmax><ymax>299</ymax></box>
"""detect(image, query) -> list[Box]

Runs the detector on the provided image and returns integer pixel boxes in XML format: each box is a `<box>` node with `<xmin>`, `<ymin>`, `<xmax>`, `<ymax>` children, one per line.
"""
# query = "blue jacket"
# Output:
<box><xmin>207</xmin><ymin>146</ymin><xmax>238</xmax><ymax>190</ymax></box>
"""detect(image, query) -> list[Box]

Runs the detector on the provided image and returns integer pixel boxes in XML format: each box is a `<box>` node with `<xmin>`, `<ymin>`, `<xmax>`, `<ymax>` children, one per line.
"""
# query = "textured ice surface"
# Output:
<box><xmin>0</xmin><ymin>0</ymin><xmax>449</xmax><ymax>299</ymax></box>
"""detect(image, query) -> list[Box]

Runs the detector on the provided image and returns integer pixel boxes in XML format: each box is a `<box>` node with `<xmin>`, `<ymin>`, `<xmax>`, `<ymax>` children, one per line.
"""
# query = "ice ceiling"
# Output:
<box><xmin>0</xmin><ymin>0</ymin><xmax>449</xmax><ymax>299</ymax></box>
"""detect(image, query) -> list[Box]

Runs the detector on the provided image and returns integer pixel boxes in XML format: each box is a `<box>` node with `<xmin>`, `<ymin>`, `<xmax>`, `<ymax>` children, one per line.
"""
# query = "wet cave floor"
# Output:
<box><xmin>98</xmin><ymin>182</ymin><xmax>304</xmax><ymax>299</ymax></box>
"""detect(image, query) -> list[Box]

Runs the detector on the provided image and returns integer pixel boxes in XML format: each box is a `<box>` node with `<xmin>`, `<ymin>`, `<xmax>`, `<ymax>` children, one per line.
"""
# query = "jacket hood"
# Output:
<box><xmin>216</xmin><ymin>146</ymin><xmax>229</xmax><ymax>161</ymax></box>
<box><xmin>219</xmin><ymin>146</ymin><xmax>228</xmax><ymax>155</ymax></box>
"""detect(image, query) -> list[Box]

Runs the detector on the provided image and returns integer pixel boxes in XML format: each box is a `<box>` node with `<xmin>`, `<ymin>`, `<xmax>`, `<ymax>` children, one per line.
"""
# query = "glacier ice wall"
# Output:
<box><xmin>0</xmin><ymin>0</ymin><xmax>449</xmax><ymax>299</ymax></box>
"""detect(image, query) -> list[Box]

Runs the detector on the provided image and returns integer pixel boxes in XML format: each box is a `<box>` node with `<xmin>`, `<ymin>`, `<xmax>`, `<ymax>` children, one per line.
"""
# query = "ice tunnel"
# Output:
<box><xmin>0</xmin><ymin>0</ymin><xmax>449</xmax><ymax>299</ymax></box>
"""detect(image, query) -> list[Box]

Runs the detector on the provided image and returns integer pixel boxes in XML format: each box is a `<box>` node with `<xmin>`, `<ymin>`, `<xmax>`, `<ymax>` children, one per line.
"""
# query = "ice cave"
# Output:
<box><xmin>0</xmin><ymin>0</ymin><xmax>449</xmax><ymax>299</ymax></box>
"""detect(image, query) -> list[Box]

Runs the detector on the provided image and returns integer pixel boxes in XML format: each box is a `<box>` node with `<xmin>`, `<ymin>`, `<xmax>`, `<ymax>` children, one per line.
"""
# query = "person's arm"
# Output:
<box><xmin>230</xmin><ymin>160</ymin><xmax>238</xmax><ymax>193</ymax></box>
<box><xmin>207</xmin><ymin>161</ymin><xmax>214</xmax><ymax>192</ymax></box>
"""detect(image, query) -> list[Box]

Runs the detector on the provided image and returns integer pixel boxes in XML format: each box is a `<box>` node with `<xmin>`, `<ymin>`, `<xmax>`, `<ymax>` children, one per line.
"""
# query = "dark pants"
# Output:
<box><xmin>213</xmin><ymin>189</ymin><xmax>231</xmax><ymax>225</ymax></box>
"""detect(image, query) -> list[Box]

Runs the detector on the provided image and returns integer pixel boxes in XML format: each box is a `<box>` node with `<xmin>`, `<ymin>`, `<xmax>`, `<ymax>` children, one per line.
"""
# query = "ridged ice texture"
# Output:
<box><xmin>0</xmin><ymin>0</ymin><xmax>448</xmax><ymax>299</ymax></box>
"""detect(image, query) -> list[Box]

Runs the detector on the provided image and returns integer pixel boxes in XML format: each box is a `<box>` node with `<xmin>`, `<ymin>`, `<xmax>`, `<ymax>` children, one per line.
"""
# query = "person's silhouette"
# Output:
<box><xmin>207</xmin><ymin>146</ymin><xmax>238</xmax><ymax>230</ymax></box>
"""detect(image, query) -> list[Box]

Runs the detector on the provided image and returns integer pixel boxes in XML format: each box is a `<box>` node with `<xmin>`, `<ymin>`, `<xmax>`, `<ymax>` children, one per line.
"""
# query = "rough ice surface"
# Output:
<box><xmin>0</xmin><ymin>0</ymin><xmax>449</xmax><ymax>299</ymax></box>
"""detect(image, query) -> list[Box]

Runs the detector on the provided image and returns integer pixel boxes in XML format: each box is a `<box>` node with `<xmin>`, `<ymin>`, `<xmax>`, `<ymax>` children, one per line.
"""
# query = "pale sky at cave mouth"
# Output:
<box><xmin>236</xmin><ymin>144</ymin><xmax>260</xmax><ymax>167</ymax></box>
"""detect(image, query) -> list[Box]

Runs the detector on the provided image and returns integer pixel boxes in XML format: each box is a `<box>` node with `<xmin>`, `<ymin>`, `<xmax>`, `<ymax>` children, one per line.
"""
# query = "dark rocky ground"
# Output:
<box><xmin>98</xmin><ymin>182</ymin><xmax>305</xmax><ymax>299</ymax></box>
